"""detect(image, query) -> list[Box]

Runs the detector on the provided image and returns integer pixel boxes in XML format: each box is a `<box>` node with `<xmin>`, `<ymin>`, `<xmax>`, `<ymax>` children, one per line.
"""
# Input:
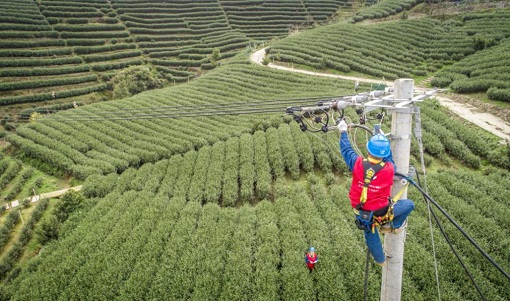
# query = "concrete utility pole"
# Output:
<box><xmin>380</xmin><ymin>78</ymin><xmax>415</xmax><ymax>301</ymax></box>
<box><xmin>289</xmin><ymin>79</ymin><xmax>437</xmax><ymax>301</ymax></box>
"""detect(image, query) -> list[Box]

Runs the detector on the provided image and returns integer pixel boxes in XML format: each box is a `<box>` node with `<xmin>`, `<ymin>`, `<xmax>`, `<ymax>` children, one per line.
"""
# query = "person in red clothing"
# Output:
<box><xmin>305</xmin><ymin>247</ymin><xmax>318</xmax><ymax>273</ymax></box>
<box><xmin>338</xmin><ymin>120</ymin><xmax>415</xmax><ymax>266</ymax></box>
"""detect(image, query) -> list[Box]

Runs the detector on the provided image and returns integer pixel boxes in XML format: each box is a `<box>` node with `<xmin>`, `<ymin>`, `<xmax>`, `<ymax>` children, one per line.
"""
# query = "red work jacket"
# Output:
<box><xmin>349</xmin><ymin>157</ymin><xmax>394</xmax><ymax>211</ymax></box>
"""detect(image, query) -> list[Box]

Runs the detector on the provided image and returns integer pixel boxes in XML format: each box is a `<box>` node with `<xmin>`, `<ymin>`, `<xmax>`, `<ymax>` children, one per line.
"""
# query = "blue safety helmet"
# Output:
<box><xmin>309</xmin><ymin>247</ymin><xmax>315</xmax><ymax>252</ymax></box>
<box><xmin>366</xmin><ymin>134</ymin><xmax>391</xmax><ymax>158</ymax></box>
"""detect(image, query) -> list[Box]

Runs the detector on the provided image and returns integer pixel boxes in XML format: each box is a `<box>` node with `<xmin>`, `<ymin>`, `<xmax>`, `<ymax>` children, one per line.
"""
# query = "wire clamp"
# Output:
<box><xmin>389</xmin><ymin>134</ymin><xmax>411</xmax><ymax>141</ymax></box>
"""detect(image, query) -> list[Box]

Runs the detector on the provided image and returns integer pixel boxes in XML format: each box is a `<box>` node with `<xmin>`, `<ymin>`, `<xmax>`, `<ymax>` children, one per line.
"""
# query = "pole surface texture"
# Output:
<box><xmin>380</xmin><ymin>78</ymin><xmax>414</xmax><ymax>301</ymax></box>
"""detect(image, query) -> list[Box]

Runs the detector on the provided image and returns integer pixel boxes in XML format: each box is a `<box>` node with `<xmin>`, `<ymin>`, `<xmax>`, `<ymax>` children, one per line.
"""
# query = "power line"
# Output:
<box><xmin>397</xmin><ymin>172</ymin><xmax>510</xmax><ymax>284</ymax></box>
<box><xmin>48</xmin><ymin>107</ymin><xmax>287</xmax><ymax>122</ymax></box>
<box><xmin>414</xmin><ymin>169</ymin><xmax>487</xmax><ymax>301</ymax></box>
<box><xmin>14</xmin><ymin>95</ymin><xmax>347</xmax><ymax>122</ymax></box>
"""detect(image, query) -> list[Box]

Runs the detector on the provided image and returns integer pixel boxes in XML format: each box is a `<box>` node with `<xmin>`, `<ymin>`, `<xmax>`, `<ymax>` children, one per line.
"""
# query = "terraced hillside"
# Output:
<box><xmin>267</xmin><ymin>18</ymin><xmax>472</xmax><ymax>79</ymax></box>
<box><xmin>114</xmin><ymin>0</ymin><xmax>249</xmax><ymax>79</ymax></box>
<box><xmin>2</xmin><ymin>3</ymin><xmax>510</xmax><ymax>301</ymax></box>
<box><xmin>0</xmin><ymin>0</ymin><xmax>107</xmax><ymax>106</ymax></box>
<box><xmin>0</xmin><ymin>0</ymin><xmax>346</xmax><ymax>109</ymax></box>
<box><xmin>431</xmin><ymin>9</ymin><xmax>510</xmax><ymax>100</ymax></box>
<box><xmin>351</xmin><ymin>0</ymin><xmax>421</xmax><ymax>22</ymax></box>
<box><xmin>267</xmin><ymin>8</ymin><xmax>510</xmax><ymax>101</ymax></box>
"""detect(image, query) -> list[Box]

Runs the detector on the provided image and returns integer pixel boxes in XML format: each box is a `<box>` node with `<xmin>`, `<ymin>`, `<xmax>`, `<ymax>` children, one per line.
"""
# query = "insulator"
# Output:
<box><xmin>351</xmin><ymin>95</ymin><xmax>368</xmax><ymax>103</ymax></box>
<box><xmin>370</xmin><ymin>91</ymin><xmax>385</xmax><ymax>98</ymax></box>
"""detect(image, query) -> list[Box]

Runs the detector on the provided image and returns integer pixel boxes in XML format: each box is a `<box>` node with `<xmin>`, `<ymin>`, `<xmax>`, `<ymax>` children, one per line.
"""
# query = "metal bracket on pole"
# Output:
<box><xmin>389</xmin><ymin>134</ymin><xmax>412</xmax><ymax>141</ymax></box>
<box><xmin>287</xmin><ymin>81</ymin><xmax>439</xmax><ymax>135</ymax></box>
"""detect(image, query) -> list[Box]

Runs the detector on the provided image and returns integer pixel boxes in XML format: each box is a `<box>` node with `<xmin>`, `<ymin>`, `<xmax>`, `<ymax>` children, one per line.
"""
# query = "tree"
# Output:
<box><xmin>54</xmin><ymin>190</ymin><xmax>84</xmax><ymax>223</ymax></box>
<box><xmin>36</xmin><ymin>215</ymin><xmax>59</xmax><ymax>244</ymax></box>
<box><xmin>211</xmin><ymin>48</ymin><xmax>220</xmax><ymax>62</ymax></box>
<box><xmin>111</xmin><ymin>66</ymin><xmax>163</xmax><ymax>99</ymax></box>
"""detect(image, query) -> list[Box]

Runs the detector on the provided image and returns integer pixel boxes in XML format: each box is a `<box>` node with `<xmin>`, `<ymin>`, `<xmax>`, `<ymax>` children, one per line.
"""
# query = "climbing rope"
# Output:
<box><xmin>415</xmin><ymin>117</ymin><xmax>442</xmax><ymax>301</ymax></box>
<box><xmin>364</xmin><ymin>249</ymin><xmax>370</xmax><ymax>301</ymax></box>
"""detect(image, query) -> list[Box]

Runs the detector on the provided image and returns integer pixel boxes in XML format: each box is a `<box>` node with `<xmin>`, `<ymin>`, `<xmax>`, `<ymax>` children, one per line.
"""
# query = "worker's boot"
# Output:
<box><xmin>376</xmin><ymin>260</ymin><xmax>387</xmax><ymax>267</ymax></box>
<box><xmin>379</xmin><ymin>224</ymin><xmax>392</xmax><ymax>234</ymax></box>
<box><xmin>379</xmin><ymin>219</ymin><xmax>408</xmax><ymax>234</ymax></box>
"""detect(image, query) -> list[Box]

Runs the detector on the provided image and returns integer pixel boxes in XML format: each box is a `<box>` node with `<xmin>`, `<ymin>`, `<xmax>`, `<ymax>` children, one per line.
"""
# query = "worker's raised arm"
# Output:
<box><xmin>338</xmin><ymin>121</ymin><xmax>358</xmax><ymax>171</ymax></box>
<box><xmin>383</xmin><ymin>149</ymin><xmax>396</xmax><ymax>171</ymax></box>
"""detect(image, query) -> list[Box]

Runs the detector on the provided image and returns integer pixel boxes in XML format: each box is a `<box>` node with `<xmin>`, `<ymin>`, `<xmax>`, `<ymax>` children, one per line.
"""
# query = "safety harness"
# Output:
<box><xmin>354</xmin><ymin>159</ymin><xmax>401</xmax><ymax>233</ymax></box>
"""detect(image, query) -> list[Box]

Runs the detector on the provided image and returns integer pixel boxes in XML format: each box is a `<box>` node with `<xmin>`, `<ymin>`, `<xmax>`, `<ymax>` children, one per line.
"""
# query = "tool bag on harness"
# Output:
<box><xmin>354</xmin><ymin>159</ymin><xmax>394</xmax><ymax>233</ymax></box>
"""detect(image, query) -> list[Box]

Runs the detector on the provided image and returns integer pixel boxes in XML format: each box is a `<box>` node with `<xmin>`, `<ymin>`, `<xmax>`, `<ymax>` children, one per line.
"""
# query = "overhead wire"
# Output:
<box><xmin>396</xmin><ymin>171</ymin><xmax>510</xmax><ymax>284</ymax></box>
<box><xmin>12</xmin><ymin>95</ymin><xmax>348</xmax><ymax>122</ymax></box>
<box><xmin>47</xmin><ymin>107</ymin><xmax>288</xmax><ymax>122</ymax></box>
<box><xmin>412</xmin><ymin>168</ymin><xmax>487</xmax><ymax>301</ymax></box>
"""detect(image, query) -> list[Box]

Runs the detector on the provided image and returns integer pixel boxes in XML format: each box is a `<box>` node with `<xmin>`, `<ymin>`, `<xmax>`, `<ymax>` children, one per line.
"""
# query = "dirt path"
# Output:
<box><xmin>4</xmin><ymin>185</ymin><xmax>82</xmax><ymax>211</ymax></box>
<box><xmin>251</xmin><ymin>48</ymin><xmax>510</xmax><ymax>141</ymax></box>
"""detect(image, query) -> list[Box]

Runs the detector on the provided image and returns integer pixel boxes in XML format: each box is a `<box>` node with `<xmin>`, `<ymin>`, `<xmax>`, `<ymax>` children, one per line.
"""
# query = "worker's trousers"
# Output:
<box><xmin>364</xmin><ymin>199</ymin><xmax>415</xmax><ymax>264</ymax></box>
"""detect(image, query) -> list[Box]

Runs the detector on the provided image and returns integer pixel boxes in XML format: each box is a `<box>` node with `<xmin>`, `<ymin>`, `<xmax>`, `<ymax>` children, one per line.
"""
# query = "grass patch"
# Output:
<box><xmin>19</xmin><ymin>199</ymin><xmax>58</xmax><ymax>264</ymax></box>
<box><xmin>0</xmin><ymin>205</ymin><xmax>35</xmax><ymax>261</ymax></box>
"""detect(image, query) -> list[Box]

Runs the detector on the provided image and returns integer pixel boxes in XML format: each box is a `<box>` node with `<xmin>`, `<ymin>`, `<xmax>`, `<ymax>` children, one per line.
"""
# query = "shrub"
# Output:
<box><xmin>430</xmin><ymin>72</ymin><xmax>468</xmax><ymax>88</ymax></box>
<box><xmin>100</xmin><ymin>17</ymin><xmax>116</xmax><ymax>24</ymax></box>
<box><xmin>0</xmin><ymin>74</ymin><xmax>98</xmax><ymax>92</ymax></box>
<box><xmin>92</xmin><ymin>57</ymin><xmax>144</xmax><ymax>70</ymax></box>
<box><xmin>451</xmin><ymin>79</ymin><xmax>508</xmax><ymax>93</ymax></box>
<box><xmin>36</xmin><ymin>215</ymin><xmax>59</xmax><ymax>245</ymax></box>
<box><xmin>83</xmin><ymin>50</ymin><xmax>141</xmax><ymax>63</ymax></box>
<box><xmin>0</xmin><ymin>48</ymin><xmax>72</xmax><ymax>58</ymax></box>
<box><xmin>201</xmin><ymin>63</ymin><xmax>215</xmax><ymax>70</ymax></box>
<box><xmin>3</xmin><ymin>123</ymin><xmax>15</xmax><ymax>132</ymax></box>
<box><xmin>0</xmin><ymin>84</ymin><xmax>107</xmax><ymax>105</ymax></box>
<box><xmin>66</xmin><ymin>39</ymin><xmax>105</xmax><ymax>46</ymax></box>
<box><xmin>66</xmin><ymin>18</ymin><xmax>88</xmax><ymax>24</ymax></box>
<box><xmin>82</xmin><ymin>173</ymin><xmax>118</xmax><ymax>198</ymax></box>
<box><xmin>54</xmin><ymin>190</ymin><xmax>84</xmax><ymax>223</ymax></box>
<box><xmin>0</xmin><ymin>39</ymin><xmax>65</xmax><ymax>48</ymax></box>
<box><xmin>111</xmin><ymin>66</ymin><xmax>163</xmax><ymax>99</ymax></box>
<box><xmin>487</xmin><ymin>87</ymin><xmax>510</xmax><ymax>102</ymax></box>
<box><xmin>0</xmin><ymin>210</ymin><xmax>20</xmax><ymax>249</ymax></box>
<box><xmin>60</xmin><ymin>31</ymin><xmax>129</xmax><ymax>39</ymax></box>
<box><xmin>0</xmin><ymin>65</ymin><xmax>90</xmax><ymax>77</ymax></box>
<box><xmin>21</xmin><ymin>198</ymin><xmax>31</xmax><ymax>208</ymax></box>
<box><xmin>47</xmin><ymin>17</ymin><xmax>59</xmax><ymax>25</ymax></box>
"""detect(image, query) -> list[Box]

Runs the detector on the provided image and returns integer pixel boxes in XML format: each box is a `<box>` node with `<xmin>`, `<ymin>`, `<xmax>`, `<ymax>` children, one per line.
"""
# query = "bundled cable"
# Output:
<box><xmin>396</xmin><ymin>172</ymin><xmax>510</xmax><ymax>284</ymax></box>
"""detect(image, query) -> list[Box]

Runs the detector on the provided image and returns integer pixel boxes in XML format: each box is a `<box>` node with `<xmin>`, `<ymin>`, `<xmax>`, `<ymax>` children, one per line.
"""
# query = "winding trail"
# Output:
<box><xmin>251</xmin><ymin>48</ymin><xmax>510</xmax><ymax>141</ymax></box>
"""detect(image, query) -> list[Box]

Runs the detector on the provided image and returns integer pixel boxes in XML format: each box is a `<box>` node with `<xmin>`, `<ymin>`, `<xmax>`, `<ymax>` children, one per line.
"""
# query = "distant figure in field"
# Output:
<box><xmin>305</xmin><ymin>247</ymin><xmax>318</xmax><ymax>273</ymax></box>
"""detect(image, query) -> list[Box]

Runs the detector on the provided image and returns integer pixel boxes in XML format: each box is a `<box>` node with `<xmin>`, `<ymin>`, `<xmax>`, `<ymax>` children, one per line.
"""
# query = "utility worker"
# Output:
<box><xmin>337</xmin><ymin>120</ymin><xmax>414</xmax><ymax>266</ymax></box>
<box><xmin>305</xmin><ymin>247</ymin><xmax>318</xmax><ymax>272</ymax></box>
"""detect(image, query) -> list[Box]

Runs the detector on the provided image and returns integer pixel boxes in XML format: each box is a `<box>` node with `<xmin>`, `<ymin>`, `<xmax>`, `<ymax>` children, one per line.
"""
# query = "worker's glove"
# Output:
<box><xmin>337</xmin><ymin>120</ymin><xmax>348</xmax><ymax>133</ymax></box>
